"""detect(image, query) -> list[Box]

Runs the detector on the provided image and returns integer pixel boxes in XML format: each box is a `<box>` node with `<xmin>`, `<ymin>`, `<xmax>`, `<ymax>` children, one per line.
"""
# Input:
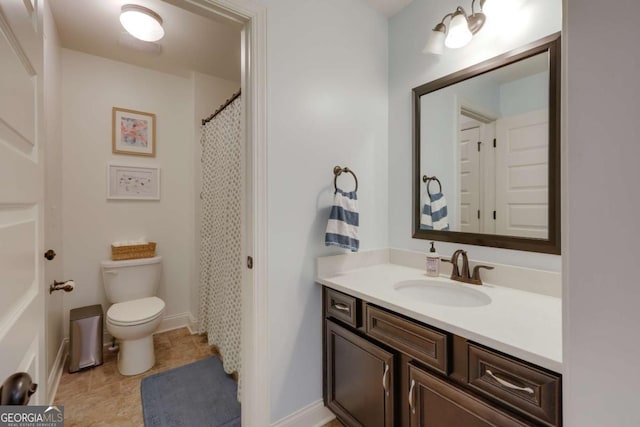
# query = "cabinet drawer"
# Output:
<box><xmin>467</xmin><ymin>343</ymin><xmax>561</xmax><ymax>426</ymax></box>
<box><xmin>325</xmin><ymin>288</ymin><xmax>360</xmax><ymax>328</ymax></box>
<box><xmin>366</xmin><ymin>305</ymin><xmax>449</xmax><ymax>375</ymax></box>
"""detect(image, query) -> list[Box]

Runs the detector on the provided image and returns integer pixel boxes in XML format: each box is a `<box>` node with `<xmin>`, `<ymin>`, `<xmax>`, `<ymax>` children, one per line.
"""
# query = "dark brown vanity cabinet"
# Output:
<box><xmin>408</xmin><ymin>364</ymin><xmax>529</xmax><ymax>426</ymax></box>
<box><xmin>325</xmin><ymin>320</ymin><xmax>395</xmax><ymax>427</ymax></box>
<box><xmin>323</xmin><ymin>286</ymin><xmax>561</xmax><ymax>427</ymax></box>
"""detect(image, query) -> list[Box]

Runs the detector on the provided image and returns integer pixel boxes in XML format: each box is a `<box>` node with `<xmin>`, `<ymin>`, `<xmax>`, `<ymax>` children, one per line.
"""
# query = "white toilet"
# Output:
<box><xmin>101</xmin><ymin>256</ymin><xmax>165</xmax><ymax>376</ymax></box>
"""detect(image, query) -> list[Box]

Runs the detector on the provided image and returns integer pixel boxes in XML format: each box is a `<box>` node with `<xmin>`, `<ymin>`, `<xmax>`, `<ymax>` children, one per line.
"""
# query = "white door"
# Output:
<box><xmin>459</xmin><ymin>126</ymin><xmax>481</xmax><ymax>232</ymax></box>
<box><xmin>0</xmin><ymin>0</ymin><xmax>46</xmax><ymax>404</ymax></box>
<box><xmin>495</xmin><ymin>109</ymin><xmax>548</xmax><ymax>238</ymax></box>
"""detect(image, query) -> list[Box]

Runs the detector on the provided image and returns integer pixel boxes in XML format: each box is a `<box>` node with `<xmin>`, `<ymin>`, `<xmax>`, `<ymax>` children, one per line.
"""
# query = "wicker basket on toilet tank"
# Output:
<box><xmin>111</xmin><ymin>242</ymin><xmax>157</xmax><ymax>261</ymax></box>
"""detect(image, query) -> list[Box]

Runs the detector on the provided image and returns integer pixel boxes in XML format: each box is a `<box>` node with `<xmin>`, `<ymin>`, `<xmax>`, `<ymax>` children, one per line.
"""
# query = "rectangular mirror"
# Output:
<box><xmin>413</xmin><ymin>34</ymin><xmax>560</xmax><ymax>254</ymax></box>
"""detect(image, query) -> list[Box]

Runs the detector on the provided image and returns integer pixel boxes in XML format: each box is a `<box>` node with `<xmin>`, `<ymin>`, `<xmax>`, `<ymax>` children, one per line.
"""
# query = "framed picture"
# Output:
<box><xmin>112</xmin><ymin>107</ymin><xmax>156</xmax><ymax>156</ymax></box>
<box><xmin>107</xmin><ymin>164</ymin><xmax>160</xmax><ymax>200</ymax></box>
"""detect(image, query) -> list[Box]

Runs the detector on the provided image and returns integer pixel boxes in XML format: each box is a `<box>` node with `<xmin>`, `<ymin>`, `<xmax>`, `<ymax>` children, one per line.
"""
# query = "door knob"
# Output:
<box><xmin>0</xmin><ymin>373</ymin><xmax>37</xmax><ymax>405</ymax></box>
<box><xmin>44</xmin><ymin>249</ymin><xmax>56</xmax><ymax>260</ymax></box>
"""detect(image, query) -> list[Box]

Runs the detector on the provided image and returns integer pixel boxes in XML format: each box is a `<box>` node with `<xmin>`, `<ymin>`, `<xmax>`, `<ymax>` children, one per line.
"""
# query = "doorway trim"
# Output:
<box><xmin>165</xmin><ymin>0</ymin><xmax>269</xmax><ymax>424</ymax></box>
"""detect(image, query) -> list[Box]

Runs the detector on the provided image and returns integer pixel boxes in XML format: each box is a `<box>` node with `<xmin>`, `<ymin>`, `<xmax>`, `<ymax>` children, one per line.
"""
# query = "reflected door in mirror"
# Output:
<box><xmin>495</xmin><ymin>110</ymin><xmax>548</xmax><ymax>238</ymax></box>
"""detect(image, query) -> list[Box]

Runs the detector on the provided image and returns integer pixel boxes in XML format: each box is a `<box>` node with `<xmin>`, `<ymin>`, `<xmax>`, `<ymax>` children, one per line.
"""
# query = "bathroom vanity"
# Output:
<box><xmin>318</xmin><ymin>258</ymin><xmax>562</xmax><ymax>427</ymax></box>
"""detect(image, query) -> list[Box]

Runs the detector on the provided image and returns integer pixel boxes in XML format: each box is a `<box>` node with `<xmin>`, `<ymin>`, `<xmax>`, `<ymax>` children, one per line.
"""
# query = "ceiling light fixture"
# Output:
<box><xmin>423</xmin><ymin>0</ymin><xmax>487</xmax><ymax>54</ymax></box>
<box><xmin>119</xmin><ymin>4</ymin><xmax>165</xmax><ymax>42</ymax></box>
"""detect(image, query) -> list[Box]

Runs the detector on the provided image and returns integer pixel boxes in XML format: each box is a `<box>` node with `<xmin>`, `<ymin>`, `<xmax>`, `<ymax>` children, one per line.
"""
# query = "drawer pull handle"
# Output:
<box><xmin>332</xmin><ymin>302</ymin><xmax>350</xmax><ymax>313</ymax></box>
<box><xmin>408</xmin><ymin>379</ymin><xmax>416</xmax><ymax>414</ymax></box>
<box><xmin>382</xmin><ymin>364</ymin><xmax>389</xmax><ymax>396</ymax></box>
<box><xmin>485</xmin><ymin>369</ymin><xmax>534</xmax><ymax>395</ymax></box>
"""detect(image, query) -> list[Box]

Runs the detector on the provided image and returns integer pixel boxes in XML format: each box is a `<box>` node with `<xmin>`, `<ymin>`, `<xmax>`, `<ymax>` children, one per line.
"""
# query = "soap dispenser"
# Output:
<box><xmin>426</xmin><ymin>242</ymin><xmax>440</xmax><ymax>277</ymax></box>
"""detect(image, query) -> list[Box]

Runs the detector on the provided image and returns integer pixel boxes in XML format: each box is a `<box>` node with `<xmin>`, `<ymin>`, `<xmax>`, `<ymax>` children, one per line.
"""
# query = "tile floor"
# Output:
<box><xmin>55</xmin><ymin>327</ymin><xmax>343</xmax><ymax>426</ymax></box>
<box><xmin>322</xmin><ymin>420</ymin><xmax>345</xmax><ymax>427</ymax></box>
<box><xmin>54</xmin><ymin>327</ymin><xmax>219</xmax><ymax>426</ymax></box>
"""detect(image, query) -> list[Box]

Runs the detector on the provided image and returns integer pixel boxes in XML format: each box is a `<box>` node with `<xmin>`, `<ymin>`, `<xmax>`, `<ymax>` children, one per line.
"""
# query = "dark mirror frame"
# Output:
<box><xmin>412</xmin><ymin>33</ymin><xmax>561</xmax><ymax>254</ymax></box>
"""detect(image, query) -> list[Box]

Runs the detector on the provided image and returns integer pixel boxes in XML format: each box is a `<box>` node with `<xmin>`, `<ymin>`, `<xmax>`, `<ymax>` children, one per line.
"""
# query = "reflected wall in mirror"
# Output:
<box><xmin>413</xmin><ymin>34</ymin><xmax>560</xmax><ymax>254</ymax></box>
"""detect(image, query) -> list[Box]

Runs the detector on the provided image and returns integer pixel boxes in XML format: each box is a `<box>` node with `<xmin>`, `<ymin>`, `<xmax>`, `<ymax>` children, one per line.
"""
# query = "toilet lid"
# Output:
<box><xmin>107</xmin><ymin>297</ymin><xmax>165</xmax><ymax>326</ymax></box>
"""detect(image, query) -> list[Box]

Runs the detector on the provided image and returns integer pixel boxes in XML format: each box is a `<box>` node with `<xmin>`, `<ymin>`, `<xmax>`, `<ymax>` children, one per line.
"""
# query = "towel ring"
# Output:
<box><xmin>333</xmin><ymin>166</ymin><xmax>358</xmax><ymax>193</ymax></box>
<box><xmin>422</xmin><ymin>175</ymin><xmax>442</xmax><ymax>197</ymax></box>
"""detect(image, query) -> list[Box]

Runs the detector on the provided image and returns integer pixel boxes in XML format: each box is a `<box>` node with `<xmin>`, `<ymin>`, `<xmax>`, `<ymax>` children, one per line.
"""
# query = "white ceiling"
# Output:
<box><xmin>50</xmin><ymin>0</ymin><xmax>241</xmax><ymax>81</ymax></box>
<box><xmin>49</xmin><ymin>0</ymin><xmax>414</xmax><ymax>80</ymax></box>
<box><xmin>365</xmin><ymin>0</ymin><xmax>414</xmax><ymax>17</ymax></box>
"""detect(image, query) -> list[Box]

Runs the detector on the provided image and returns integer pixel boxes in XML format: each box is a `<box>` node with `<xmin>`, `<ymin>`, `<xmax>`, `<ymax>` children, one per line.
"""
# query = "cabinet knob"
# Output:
<box><xmin>44</xmin><ymin>249</ymin><xmax>56</xmax><ymax>260</ymax></box>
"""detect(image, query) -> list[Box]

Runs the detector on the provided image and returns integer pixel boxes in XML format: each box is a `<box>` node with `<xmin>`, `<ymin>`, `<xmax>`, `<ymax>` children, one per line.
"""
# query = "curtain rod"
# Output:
<box><xmin>201</xmin><ymin>89</ymin><xmax>241</xmax><ymax>125</ymax></box>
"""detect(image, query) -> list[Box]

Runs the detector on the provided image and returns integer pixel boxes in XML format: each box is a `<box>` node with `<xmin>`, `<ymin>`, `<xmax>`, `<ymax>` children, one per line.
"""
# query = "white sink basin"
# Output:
<box><xmin>394</xmin><ymin>279</ymin><xmax>491</xmax><ymax>307</ymax></box>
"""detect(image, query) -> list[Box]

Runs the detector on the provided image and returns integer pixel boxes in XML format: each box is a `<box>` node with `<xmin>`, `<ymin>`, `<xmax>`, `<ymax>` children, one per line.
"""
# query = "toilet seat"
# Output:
<box><xmin>107</xmin><ymin>296</ymin><xmax>165</xmax><ymax>326</ymax></box>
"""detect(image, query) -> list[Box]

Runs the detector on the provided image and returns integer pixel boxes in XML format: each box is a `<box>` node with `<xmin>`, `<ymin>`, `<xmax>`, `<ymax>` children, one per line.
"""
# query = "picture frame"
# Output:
<box><xmin>107</xmin><ymin>163</ymin><xmax>160</xmax><ymax>200</ymax></box>
<box><xmin>112</xmin><ymin>107</ymin><xmax>156</xmax><ymax>157</ymax></box>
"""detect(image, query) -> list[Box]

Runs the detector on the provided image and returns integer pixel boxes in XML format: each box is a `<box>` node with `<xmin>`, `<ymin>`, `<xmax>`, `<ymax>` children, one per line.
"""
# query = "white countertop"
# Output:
<box><xmin>317</xmin><ymin>263</ymin><xmax>562</xmax><ymax>373</ymax></box>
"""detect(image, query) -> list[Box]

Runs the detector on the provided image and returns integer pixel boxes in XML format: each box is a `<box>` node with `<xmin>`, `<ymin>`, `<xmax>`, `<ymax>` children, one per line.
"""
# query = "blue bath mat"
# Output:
<box><xmin>141</xmin><ymin>357</ymin><xmax>240</xmax><ymax>427</ymax></box>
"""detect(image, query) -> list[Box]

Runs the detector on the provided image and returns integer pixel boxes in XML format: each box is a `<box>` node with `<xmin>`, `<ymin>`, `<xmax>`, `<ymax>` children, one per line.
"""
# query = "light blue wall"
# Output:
<box><xmin>500</xmin><ymin>71</ymin><xmax>549</xmax><ymax>116</ymax></box>
<box><xmin>262</xmin><ymin>0</ymin><xmax>389</xmax><ymax>422</ymax></box>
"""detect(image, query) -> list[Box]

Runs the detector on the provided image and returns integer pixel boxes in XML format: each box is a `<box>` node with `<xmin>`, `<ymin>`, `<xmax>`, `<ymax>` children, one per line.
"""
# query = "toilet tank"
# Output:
<box><xmin>101</xmin><ymin>256</ymin><xmax>162</xmax><ymax>303</ymax></box>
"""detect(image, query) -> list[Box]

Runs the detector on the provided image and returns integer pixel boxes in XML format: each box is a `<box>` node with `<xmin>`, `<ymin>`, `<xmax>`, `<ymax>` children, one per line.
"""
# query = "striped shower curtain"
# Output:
<box><xmin>198</xmin><ymin>95</ymin><xmax>242</xmax><ymax>388</ymax></box>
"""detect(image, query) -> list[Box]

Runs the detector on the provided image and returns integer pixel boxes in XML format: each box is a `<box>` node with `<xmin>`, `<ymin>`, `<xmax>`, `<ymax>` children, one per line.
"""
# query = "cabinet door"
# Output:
<box><xmin>408</xmin><ymin>365</ymin><xmax>529</xmax><ymax>427</ymax></box>
<box><xmin>326</xmin><ymin>320</ymin><xmax>395</xmax><ymax>427</ymax></box>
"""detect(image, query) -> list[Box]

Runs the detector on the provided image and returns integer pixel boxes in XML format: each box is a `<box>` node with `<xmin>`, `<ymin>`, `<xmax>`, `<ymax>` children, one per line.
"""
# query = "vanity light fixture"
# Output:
<box><xmin>119</xmin><ymin>4</ymin><xmax>165</xmax><ymax>42</ymax></box>
<box><xmin>423</xmin><ymin>0</ymin><xmax>487</xmax><ymax>54</ymax></box>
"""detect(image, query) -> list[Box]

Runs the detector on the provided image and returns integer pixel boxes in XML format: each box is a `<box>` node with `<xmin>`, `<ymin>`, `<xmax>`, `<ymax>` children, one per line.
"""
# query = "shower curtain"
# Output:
<box><xmin>199</xmin><ymin>94</ymin><xmax>242</xmax><ymax>383</ymax></box>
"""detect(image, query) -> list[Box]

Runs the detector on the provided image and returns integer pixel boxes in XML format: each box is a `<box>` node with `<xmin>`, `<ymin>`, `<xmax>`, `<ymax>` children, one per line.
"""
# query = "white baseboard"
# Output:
<box><xmin>47</xmin><ymin>339</ymin><xmax>68</xmax><ymax>405</ymax></box>
<box><xmin>187</xmin><ymin>313</ymin><xmax>199</xmax><ymax>335</ymax></box>
<box><xmin>271</xmin><ymin>400</ymin><xmax>335</xmax><ymax>427</ymax></box>
<box><xmin>156</xmin><ymin>312</ymin><xmax>192</xmax><ymax>334</ymax></box>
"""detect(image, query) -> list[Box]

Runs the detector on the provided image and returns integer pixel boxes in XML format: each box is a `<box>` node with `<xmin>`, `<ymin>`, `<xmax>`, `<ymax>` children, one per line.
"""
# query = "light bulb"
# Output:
<box><xmin>445</xmin><ymin>12</ymin><xmax>472</xmax><ymax>49</ymax></box>
<box><xmin>120</xmin><ymin>5</ymin><xmax>165</xmax><ymax>42</ymax></box>
<box><xmin>423</xmin><ymin>24</ymin><xmax>446</xmax><ymax>55</ymax></box>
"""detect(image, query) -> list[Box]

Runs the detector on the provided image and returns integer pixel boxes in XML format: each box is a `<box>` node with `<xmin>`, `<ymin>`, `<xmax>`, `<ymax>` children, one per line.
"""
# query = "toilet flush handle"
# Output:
<box><xmin>104</xmin><ymin>270</ymin><xmax>118</xmax><ymax>275</ymax></box>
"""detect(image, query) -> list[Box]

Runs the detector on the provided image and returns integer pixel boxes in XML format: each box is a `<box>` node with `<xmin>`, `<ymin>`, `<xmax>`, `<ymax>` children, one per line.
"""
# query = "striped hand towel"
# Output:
<box><xmin>420</xmin><ymin>191</ymin><xmax>449</xmax><ymax>231</ymax></box>
<box><xmin>325</xmin><ymin>188</ymin><xmax>359</xmax><ymax>252</ymax></box>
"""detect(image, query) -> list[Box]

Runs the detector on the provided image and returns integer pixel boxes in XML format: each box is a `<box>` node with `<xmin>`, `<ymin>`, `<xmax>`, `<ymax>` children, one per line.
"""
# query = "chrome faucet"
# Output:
<box><xmin>442</xmin><ymin>250</ymin><xmax>494</xmax><ymax>285</ymax></box>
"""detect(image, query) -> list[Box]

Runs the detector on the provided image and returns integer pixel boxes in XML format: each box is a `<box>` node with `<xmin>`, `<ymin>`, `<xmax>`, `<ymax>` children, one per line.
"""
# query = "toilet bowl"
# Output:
<box><xmin>101</xmin><ymin>256</ymin><xmax>164</xmax><ymax>376</ymax></box>
<box><xmin>106</xmin><ymin>296</ymin><xmax>165</xmax><ymax>375</ymax></box>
